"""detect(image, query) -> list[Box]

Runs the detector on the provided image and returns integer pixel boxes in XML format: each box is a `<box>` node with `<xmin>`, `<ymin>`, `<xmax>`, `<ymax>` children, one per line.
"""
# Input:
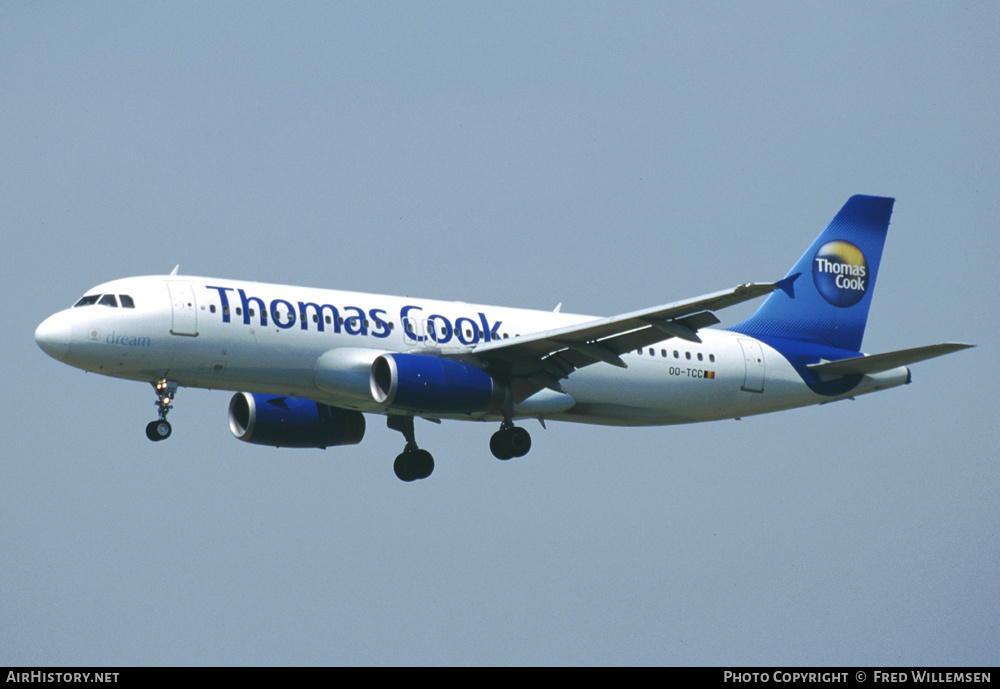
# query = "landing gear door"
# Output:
<box><xmin>167</xmin><ymin>281</ymin><xmax>198</xmax><ymax>336</ymax></box>
<box><xmin>738</xmin><ymin>338</ymin><xmax>764</xmax><ymax>393</ymax></box>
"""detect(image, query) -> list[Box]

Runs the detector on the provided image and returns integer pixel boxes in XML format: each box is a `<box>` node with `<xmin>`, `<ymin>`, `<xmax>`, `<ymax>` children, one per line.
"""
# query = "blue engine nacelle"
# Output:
<box><xmin>370</xmin><ymin>353</ymin><xmax>508</xmax><ymax>414</ymax></box>
<box><xmin>228</xmin><ymin>393</ymin><xmax>366</xmax><ymax>448</ymax></box>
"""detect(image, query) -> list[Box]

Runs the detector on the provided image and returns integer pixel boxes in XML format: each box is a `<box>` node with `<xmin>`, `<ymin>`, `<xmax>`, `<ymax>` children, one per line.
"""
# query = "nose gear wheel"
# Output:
<box><xmin>146</xmin><ymin>379</ymin><xmax>178</xmax><ymax>442</ymax></box>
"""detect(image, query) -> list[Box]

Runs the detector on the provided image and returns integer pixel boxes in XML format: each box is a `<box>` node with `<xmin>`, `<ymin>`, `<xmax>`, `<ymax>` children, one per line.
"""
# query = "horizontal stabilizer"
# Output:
<box><xmin>807</xmin><ymin>343</ymin><xmax>973</xmax><ymax>380</ymax></box>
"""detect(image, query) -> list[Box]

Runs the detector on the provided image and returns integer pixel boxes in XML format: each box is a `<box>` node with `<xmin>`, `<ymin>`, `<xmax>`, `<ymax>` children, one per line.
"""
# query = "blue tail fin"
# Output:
<box><xmin>730</xmin><ymin>195</ymin><xmax>895</xmax><ymax>352</ymax></box>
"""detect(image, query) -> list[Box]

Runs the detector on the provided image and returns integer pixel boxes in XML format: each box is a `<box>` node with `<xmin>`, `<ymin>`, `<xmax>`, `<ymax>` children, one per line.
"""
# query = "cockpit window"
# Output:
<box><xmin>74</xmin><ymin>294</ymin><xmax>101</xmax><ymax>307</ymax></box>
<box><xmin>73</xmin><ymin>293</ymin><xmax>135</xmax><ymax>308</ymax></box>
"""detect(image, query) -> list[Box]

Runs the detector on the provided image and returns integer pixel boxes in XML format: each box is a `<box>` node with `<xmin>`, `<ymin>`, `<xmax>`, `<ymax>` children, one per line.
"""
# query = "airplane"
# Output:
<box><xmin>34</xmin><ymin>195</ymin><xmax>971</xmax><ymax>481</ymax></box>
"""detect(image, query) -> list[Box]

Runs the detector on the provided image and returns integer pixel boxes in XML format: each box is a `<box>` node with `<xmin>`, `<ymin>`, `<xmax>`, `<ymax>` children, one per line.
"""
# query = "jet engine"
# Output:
<box><xmin>228</xmin><ymin>392</ymin><xmax>366</xmax><ymax>448</ymax></box>
<box><xmin>370</xmin><ymin>353</ymin><xmax>508</xmax><ymax>414</ymax></box>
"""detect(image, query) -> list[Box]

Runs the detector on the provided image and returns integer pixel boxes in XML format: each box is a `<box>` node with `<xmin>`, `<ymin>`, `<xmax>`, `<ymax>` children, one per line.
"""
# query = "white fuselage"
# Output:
<box><xmin>35</xmin><ymin>275</ymin><xmax>910</xmax><ymax>427</ymax></box>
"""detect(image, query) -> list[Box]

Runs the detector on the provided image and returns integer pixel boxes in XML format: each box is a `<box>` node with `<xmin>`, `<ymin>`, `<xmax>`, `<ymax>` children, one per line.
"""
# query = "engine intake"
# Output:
<box><xmin>228</xmin><ymin>392</ymin><xmax>365</xmax><ymax>448</ymax></box>
<box><xmin>371</xmin><ymin>353</ymin><xmax>508</xmax><ymax>413</ymax></box>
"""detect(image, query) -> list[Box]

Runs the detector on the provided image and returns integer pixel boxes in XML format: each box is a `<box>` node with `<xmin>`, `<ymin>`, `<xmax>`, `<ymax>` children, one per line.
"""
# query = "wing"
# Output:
<box><xmin>459</xmin><ymin>281</ymin><xmax>780</xmax><ymax>401</ymax></box>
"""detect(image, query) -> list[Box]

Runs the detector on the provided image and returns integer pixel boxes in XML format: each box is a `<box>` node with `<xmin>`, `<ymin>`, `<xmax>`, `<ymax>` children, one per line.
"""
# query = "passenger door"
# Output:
<box><xmin>738</xmin><ymin>338</ymin><xmax>765</xmax><ymax>393</ymax></box>
<box><xmin>167</xmin><ymin>281</ymin><xmax>198</xmax><ymax>336</ymax></box>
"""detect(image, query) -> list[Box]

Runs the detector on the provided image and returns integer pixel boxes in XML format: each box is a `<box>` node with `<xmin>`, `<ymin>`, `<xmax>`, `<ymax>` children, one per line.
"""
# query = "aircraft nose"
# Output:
<box><xmin>35</xmin><ymin>312</ymin><xmax>72</xmax><ymax>361</ymax></box>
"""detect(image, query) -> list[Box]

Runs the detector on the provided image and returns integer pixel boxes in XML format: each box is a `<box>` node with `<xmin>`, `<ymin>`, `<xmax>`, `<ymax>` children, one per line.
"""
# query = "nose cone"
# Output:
<box><xmin>35</xmin><ymin>312</ymin><xmax>72</xmax><ymax>361</ymax></box>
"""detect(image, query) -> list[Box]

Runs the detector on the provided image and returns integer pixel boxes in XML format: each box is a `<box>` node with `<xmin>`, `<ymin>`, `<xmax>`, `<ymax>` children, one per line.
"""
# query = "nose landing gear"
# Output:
<box><xmin>146</xmin><ymin>379</ymin><xmax>177</xmax><ymax>442</ymax></box>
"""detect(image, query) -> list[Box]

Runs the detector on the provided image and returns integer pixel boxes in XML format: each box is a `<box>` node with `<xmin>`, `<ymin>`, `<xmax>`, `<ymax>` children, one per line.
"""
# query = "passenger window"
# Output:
<box><xmin>74</xmin><ymin>295</ymin><xmax>100</xmax><ymax>307</ymax></box>
<box><xmin>119</xmin><ymin>295</ymin><xmax>135</xmax><ymax>308</ymax></box>
<box><xmin>673</xmin><ymin>351</ymin><xmax>679</xmax><ymax>359</ymax></box>
<box><xmin>709</xmin><ymin>354</ymin><xmax>715</xmax><ymax>363</ymax></box>
<box><xmin>697</xmin><ymin>353</ymin><xmax>703</xmax><ymax>361</ymax></box>
<box><xmin>209</xmin><ymin>304</ymin><xmax>216</xmax><ymax>313</ymax></box>
<box><xmin>99</xmin><ymin>294</ymin><xmax>118</xmax><ymax>307</ymax></box>
<box><xmin>685</xmin><ymin>352</ymin><xmax>691</xmax><ymax>360</ymax></box>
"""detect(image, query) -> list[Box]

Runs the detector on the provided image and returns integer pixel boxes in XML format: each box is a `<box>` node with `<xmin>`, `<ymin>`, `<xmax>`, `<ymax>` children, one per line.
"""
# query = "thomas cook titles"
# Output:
<box><xmin>812</xmin><ymin>239</ymin><xmax>868</xmax><ymax>307</ymax></box>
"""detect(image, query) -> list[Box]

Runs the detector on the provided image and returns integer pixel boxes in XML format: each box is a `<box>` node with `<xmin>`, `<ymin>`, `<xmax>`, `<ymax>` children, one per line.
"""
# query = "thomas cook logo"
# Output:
<box><xmin>812</xmin><ymin>240</ymin><xmax>868</xmax><ymax>307</ymax></box>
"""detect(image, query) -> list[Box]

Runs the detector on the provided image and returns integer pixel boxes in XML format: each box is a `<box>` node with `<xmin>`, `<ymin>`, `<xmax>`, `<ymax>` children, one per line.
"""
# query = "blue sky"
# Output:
<box><xmin>3</xmin><ymin>2</ymin><xmax>997</xmax><ymax>665</ymax></box>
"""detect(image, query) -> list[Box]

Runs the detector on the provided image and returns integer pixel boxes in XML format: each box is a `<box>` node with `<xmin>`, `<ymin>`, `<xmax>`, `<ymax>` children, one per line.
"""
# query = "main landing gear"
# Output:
<box><xmin>490</xmin><ymin>420</ymin><xmax>531</xmax><ymax>460</ymax></box>
<box><xmin>145</xmin><ymin>379</ymin><xmax>177</xmax><ymax>442</ymax></box>
<box><xmin>387</xmin><ymin>415</ymin><xmax>434</xmax><ymax>482</ymax></box>
<box><xmin>387</xmin><ymin>415</ymin><xmax>533</xmax><ymax>482</ymax></box>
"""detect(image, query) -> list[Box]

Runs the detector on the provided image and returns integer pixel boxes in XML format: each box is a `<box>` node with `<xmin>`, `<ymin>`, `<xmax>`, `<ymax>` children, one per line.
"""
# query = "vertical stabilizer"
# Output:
<box><xmin>730</xmin><ymin>195</ymin><xmax>894</xmax><ymax>352</ymax></box>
